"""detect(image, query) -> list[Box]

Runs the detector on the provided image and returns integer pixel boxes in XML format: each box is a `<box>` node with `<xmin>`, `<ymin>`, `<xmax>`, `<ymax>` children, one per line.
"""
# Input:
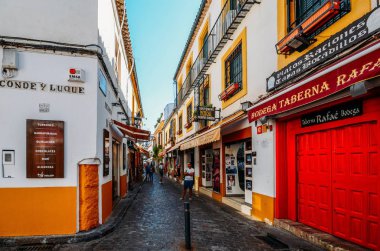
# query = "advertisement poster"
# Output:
<box><xmin>246</xmin><ymin>180</ymin><xmax>252</xmax><ymax>191</ymax></box>
<box><xmin>212</xmin><ymin>149</ymin><xmax>220</xmax><ymax>193</ymax></box>
<box><xmin>225</xmin><ymin>143</ymin><xmax>245</xmax><ymax>195</ymax></box>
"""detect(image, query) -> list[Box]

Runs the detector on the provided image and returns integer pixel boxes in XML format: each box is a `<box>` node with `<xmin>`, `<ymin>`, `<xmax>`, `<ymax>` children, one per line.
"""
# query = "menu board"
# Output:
<box><xmin>27</xmin><ymin>119</ymin><xmax>64</xmax><ymax>178</ymax></box>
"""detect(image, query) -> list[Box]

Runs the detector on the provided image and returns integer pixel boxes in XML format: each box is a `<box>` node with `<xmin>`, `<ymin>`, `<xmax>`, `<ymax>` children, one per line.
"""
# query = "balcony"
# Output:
<box><xmin>176</xmin><ymin>0</ymin><xmax>260</xmax><ymax>108</ymax></box>
<box><xmin>277</xmin><ymin>0</ymin><xmax>350</xmax><ymax>54</ymax></box>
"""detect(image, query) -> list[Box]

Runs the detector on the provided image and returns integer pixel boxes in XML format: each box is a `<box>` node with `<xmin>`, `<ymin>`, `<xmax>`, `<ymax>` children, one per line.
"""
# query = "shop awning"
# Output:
<box><xmin>219</xmin><ymin>110</ymin><xmax>246</xmax><ymax>127</ymax></box>
<box><xmin>158</xmin><ymin>149</ymin><xmax>166</xmax><ymax>158</ymax></box>
<box><xmin>113</xmin><ymin>120</ymin><xmax>150</xmax><ymax>141</ymax></box>
<box><xmin>177</xmin><ymin>110</ymin><xmax>246</xmax><ymax>151</ymax></box>
<box><xmin>138</xmin><ymin>146</ymin><xmax>150</xmax><ymax>157</ymax></box>
<box><xmin>180</xmin><ymin>127</ymin><xmax>221</xmax><ymax>151</ymax></box>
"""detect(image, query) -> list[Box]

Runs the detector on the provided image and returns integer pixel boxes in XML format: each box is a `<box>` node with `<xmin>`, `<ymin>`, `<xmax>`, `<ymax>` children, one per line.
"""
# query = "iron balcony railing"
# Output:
<box><xmin>176</xmin><ymin>0</ymin><xmax>259</xmax><ymax>108</ymax></box>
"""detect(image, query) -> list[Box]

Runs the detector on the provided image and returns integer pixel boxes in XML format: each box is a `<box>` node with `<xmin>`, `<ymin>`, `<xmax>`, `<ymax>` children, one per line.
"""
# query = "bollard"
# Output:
<box><xmin>184</xmin><ymin>202</ymin><xmax>191</xmax><ymax>249</ymax></box>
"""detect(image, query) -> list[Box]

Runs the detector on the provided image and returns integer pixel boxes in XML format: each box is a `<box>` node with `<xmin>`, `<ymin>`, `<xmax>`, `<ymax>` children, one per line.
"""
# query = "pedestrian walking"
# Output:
<box><xmin>181</xmin><ymin>162</ymin><xmax>195</xmax><ymax>201</ymax></box>
<box><xmin>158</xmin><ymin>162</ymin><xmax>164</xmax><ymax>184</ymax></box>
<box><xmin>149</xmin><ymin>162</ymin><xmax>154</xmax><ymax>182</ymax></box>
<box><xmin>145</xmin><ymin>162</ymin><xmax>150</xmax><ymax>182</ymax></box>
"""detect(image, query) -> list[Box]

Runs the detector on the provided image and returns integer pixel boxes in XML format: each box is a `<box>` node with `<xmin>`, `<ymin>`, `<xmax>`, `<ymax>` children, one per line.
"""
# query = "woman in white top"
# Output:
<box><xmin>181</xmin><ymin>162</ymin><xmax>195</xmax><ymax>201</ymax></box>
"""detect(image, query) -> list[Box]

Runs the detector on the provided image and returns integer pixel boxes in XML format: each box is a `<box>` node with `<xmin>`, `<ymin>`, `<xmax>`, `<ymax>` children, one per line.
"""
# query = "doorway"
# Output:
<box><xmin>112</xmin><ymin>140</ymin><xmax>120</xmax><ymax>202</ymax></box>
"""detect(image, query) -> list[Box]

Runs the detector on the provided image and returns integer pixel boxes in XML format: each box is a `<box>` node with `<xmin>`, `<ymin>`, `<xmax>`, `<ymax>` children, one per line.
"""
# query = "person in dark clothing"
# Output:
<box><xmin>149</xmin><ymin>162</ymin><xmax>154</xmax><ymax>182</ymax></box>
<box><xmin>145</xmin><ymin>163</ymin><xmax>151</xmax><ymax>182</ymax></box>
<box><xmin>158</xmin><ymin>162</ymin><xmax>164</xmax><ymax>184</ymax></box>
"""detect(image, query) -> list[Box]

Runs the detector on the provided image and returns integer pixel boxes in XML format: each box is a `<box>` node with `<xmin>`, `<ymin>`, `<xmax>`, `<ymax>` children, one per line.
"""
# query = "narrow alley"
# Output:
<box><xmin>52</xmin><ymin>175</ymin><xmax>322</xmax><ymax>251</ymax></box>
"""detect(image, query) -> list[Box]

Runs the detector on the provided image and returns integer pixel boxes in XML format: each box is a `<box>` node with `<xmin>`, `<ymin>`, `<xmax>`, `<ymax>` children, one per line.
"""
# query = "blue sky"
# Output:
<box><xmin>126</xmin><ymin>0</ymin><xmax>202</xmax><ymax>132</ymax></box>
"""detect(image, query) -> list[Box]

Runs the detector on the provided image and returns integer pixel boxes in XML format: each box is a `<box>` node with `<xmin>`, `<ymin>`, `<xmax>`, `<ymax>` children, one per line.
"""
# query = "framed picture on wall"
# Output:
<box><xmin>246</xmin><ymin>167</ymin><xmax>252</xmax><ymax>177</ymax></box>
<box><xmin>245</xmin><ymin>141</ymin><xmax>252</xmax><ymax>151</ymax></box>
<box><xmin>245</xmin><ymin>153</ymin><xmax>252</xmax><ymax>165</ymax></box>
<box><xmin>246</xmin><ymin>180</ymin><xmax>252</xmax><ymax>190</ymax></box>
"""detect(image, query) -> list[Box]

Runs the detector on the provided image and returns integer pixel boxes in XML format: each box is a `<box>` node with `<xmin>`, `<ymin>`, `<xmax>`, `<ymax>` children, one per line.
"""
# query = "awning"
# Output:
<box><xmin>158</xmin><ymin>149</ymin><xmax>166</xmax><ymax>158</ymax></box>
<box><xmin>113</xmin><ymin>120</ymin><xmax>150</xmax><ymax>141</ymax></box>
<box><xmin>177</xmin><ymin>110</ymin><xmax>245</xmax><ymax>151</ymax></box>
<box><xmin>180</xmin><ymin>127</ymin><xmax>221</xmax><ymax>151</ymax></box>
<box><xmin>138</xmin><ymin>146</ymin><xmax>150</xmax><ymax>157</ymax></box>
<box><xmin>219</xmin><ymin>110</ymin><xmax>246</xmax><ymax>127</ymax></box>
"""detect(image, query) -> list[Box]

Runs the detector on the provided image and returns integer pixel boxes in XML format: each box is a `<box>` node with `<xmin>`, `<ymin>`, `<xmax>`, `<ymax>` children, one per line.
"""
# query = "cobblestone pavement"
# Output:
<box><xmin>5</xmin><ymin>175</ymin><xmax>324</xmax><ymax>251</ymax></box>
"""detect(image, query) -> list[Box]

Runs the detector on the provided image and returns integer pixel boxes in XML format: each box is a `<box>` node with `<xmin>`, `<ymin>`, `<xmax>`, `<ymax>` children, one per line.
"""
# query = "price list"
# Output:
<box><xmin>27</xmin><ymin>120</ymin><xmax>64</xmax><ymax>178</ymax></box>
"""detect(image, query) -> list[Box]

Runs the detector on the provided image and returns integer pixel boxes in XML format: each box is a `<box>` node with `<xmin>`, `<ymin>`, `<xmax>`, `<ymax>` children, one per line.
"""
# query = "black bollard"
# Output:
<box><xmin>184</xmin><ymin>202</ymin><xmax>191</xmax><ymax>249</ymax></box>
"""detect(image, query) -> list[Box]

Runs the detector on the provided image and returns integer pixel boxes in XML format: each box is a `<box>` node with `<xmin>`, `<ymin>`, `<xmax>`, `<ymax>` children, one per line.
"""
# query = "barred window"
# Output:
<box><xmin>178</xmin><ymin>114</ymin><xmax>183</xmax><ymax>132</ymax></box>
<box><xmin>224</xmin><ymin>43</ymin><xmax>242</xmax><ymax>89</ymax></box>
<box><xmin>296</xmin><ymin>0</ymin><xmax>326</xmax><ymax>25</ymax></box>
<box><xmin>287</xmin><ymin>0</ymin><xmax>351</xmax><ymax>35</ymax></box>
<box><xmin>187</xmin><ymin>103</ymin><xmax>193</xmax><ymax>124</ymax></box>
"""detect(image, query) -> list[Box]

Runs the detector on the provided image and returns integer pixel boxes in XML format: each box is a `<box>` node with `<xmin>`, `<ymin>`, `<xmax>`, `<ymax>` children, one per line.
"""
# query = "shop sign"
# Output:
<box><xmin>0</xmin><ymin>80</ymin><xmax>85</xmax><ymax>94</ymax></box>
<box><xmin>180</xmin><ymin>128</ymin><xmax>221</xmax><ymax>151</ymax></box>
<box><xmin>68</xmin><ymin>68</ymin><xmax>85</xmax><ymax>83</ymax></box>
<box><xmin>27</xmin><ymin>119</ymin><xmax>64</xmax><ymax>178</ymax></box>
<box><xmin>194</xmin><ymin>106</ymin><xmax>217</xmax><ymax>121</ymax></box>
<box><xmin>248</xmin><ymin>47</ymin><xmax>380</xmax><ymax>122</ymax></box>
<box><xmin>301</xmin><ymin>100</ymin><xmax>362</xmax><ymax>127</ymax></box>
<box><xmin>267</xmin><ymin>7</ymin><xmax>380</xmax><ymax>91</ymax></box>
<box><xmin>256</xmin><ymin>125</ymin><xmax>262</xmax><ymax>135</ymax></box>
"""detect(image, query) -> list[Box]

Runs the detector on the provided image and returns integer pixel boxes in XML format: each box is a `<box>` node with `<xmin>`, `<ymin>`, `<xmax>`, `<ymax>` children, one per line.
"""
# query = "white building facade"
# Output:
<box><xmin>160</xmin><ymin>0</ymin><xmax>278</xmax><ymax>220</ymax></box>
<box><xmin>0</xmin><ymin>0</ymin><xmax>147</xmax><ymax>236</ymax></box>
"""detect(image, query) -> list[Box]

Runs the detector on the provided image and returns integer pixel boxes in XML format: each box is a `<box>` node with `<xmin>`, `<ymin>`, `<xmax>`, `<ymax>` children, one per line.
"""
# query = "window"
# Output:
<box><xmin>296</xmin><ymin>0</ymin><xmax>326</xmax><ymax>26</ymax></box>
<box><xmin>203</xmin><ymin>86</ymin><xmax>210</xmax><ymax>106</ymax></box>
<box><xmin>202</xmin><ymin>32</ymin><xmax>208</xmax><ymax>60</ymax></box>
<box><xmin>178</xmin><ymin>114</ymin><xmax>183</xmax><ymax>134</ymax></box>
<box><xmin>200</xmin><ymin>85</ymin><xmax>210</xmax><ymax>128</ymax></box>
<box><xmin>115</xmin><ymin>37</ymin><xmax>121</xmax><ymax>82</ymax></box>
<box><xmin>221</xmin><ymin>28</ymin><xmax>247</xmax><ymax>109</ymax></box>
<box><xmin>287</xmin><ymin>0</ymin><xmax>350</xmax><ymax>35</ymax></box>
<box><xmin>230</xmin><ymin>0</ymin><xmax>237</xmax><ymax>10</ymax></box>
<box><xmin>187</xmin><ymin>103</ymin><xmax>193</xmax><ymax>124</ymax></box>
<box><xmin>98</xmin><ymin>70</ymin><xmax>107</xmax><ymax>96</ymax></box>
<box><xmin>224</xmin><ymin>43</ymin><xmax>242</xmax><ymax>89</ymax></box>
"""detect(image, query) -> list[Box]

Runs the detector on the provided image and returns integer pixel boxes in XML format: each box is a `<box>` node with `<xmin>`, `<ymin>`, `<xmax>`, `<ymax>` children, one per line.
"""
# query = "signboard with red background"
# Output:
<box><xmin>249</xmin><ymin>45</ymin><xmax>380</xmax><ymax>123</ymax></box>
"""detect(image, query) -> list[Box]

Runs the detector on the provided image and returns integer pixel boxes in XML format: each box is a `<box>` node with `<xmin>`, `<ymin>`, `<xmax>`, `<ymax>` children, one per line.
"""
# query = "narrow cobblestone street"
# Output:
<box><xmin>47</xmin><ymin>175</ymin><xmax>321</xmax><ymax>251</ymax></box>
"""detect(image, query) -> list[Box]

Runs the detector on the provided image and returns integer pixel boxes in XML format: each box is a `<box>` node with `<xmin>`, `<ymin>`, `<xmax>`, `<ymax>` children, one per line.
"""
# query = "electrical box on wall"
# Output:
<box><xmin>2</xmin><ymin>150</ymin><xmax>15</xmax><ymax>178</ymax></box>
<box><xmin>2</xmin><ymin>49</ymin><xmax>18</xmax><ymax>70</ymax></box>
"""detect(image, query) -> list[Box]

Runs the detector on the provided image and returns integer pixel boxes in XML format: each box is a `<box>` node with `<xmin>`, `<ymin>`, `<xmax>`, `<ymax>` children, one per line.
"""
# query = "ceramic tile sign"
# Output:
<box><xmin>26</xmin><ymin>119</ymin><xmax>64</xmax><ymax>178</ymax></box>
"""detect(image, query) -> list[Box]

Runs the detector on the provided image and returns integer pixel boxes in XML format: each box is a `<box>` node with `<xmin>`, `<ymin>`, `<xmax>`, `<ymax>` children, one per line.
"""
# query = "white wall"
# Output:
<box><xmin>173</xmin><ymin>0</ymin><xmax>277</xmax><ymax>139</ymax></box>
<box><xmin>0</xmin><ymin>0</ymin><xmax>98</xmax><ymax>45</ymax></box>
<box><xmin>0</xmin><ymin>49</ymin><xmax>98</xmax><ymax>188</ymax></box>
<box><xmin>252</xmin><ymin>120</ymin><xmax>276</xmax><ymax>198</ymax></box>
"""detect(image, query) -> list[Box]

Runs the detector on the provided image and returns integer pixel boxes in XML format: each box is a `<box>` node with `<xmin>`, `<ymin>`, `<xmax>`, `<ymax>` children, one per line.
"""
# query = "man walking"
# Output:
<box><xmin>144</xmin><ymin>162</ymin><xmax>149</xmax><ymax>182</ymax></box>
<box><xmin>181</xmin><ymin>162</ymin><xmax>195</xmax><ymax>201</ymax></box>
<box><xmin>158</xmin><ymin>162</ymin><xmax>164</xmax><ymax>184</ymax></box>
<box><xmin>149</xmin><ymin>162</ymin><xmax>154</xmax><ymax>182</ymax></box>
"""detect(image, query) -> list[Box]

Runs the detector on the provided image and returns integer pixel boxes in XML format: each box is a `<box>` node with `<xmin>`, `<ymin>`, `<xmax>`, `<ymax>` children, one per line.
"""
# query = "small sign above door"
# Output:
<box><xmin>301</xmin><ymin>100</ymin><xmax>363</xmax><ymax>127</ymax></box>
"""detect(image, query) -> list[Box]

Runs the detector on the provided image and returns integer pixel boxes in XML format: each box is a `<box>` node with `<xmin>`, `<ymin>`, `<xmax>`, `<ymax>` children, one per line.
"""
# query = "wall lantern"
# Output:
<box><xmin>241</xmin><ymin>101</ymin><xmax>253</xmax><ymax>111</ymax></box>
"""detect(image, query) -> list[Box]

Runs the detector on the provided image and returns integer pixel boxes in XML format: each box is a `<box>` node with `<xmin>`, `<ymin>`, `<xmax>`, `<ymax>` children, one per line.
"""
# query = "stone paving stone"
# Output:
<box><xmin>4</xmin><ymin>175</ymin><xmax>324</xmax><ymax>251</ymax></box>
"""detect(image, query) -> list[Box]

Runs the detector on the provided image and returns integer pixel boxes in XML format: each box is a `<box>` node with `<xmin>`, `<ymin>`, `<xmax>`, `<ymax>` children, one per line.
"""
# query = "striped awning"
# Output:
<box><xmin>113</xmin><ymin>120</ymin><xmax>150</xmax><ymax>141</ymax></box>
